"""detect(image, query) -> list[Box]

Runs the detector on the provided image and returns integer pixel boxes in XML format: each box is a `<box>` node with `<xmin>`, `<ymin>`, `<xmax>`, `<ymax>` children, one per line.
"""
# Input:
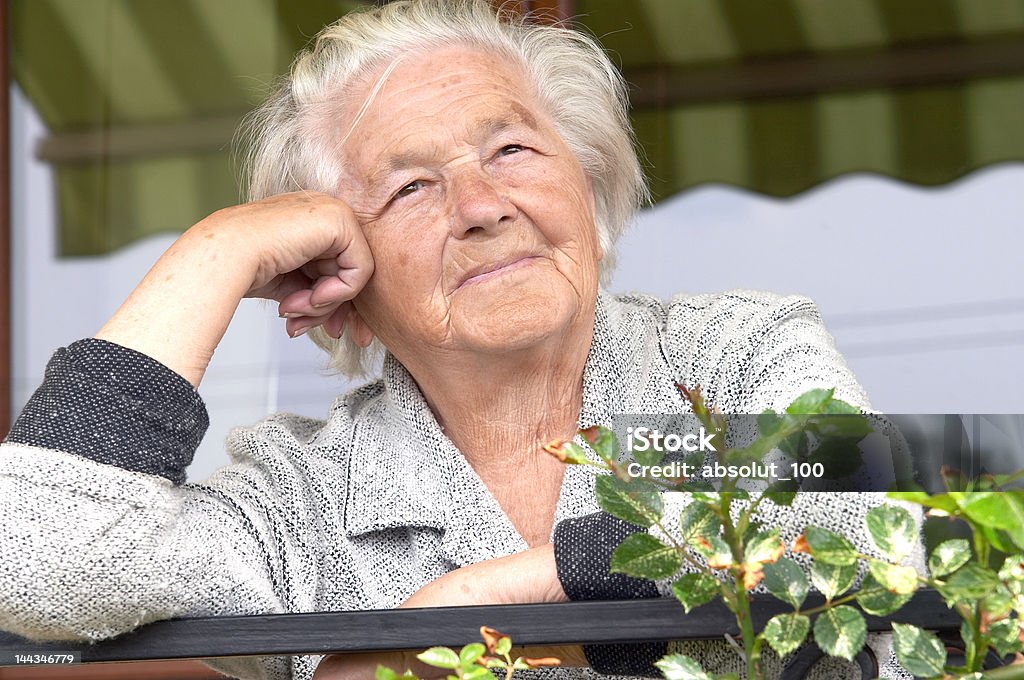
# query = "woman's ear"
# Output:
<box><xmin>347</xmin><ymin>307</ymin><xmax>375</xmax><ymax>348</ymax></box>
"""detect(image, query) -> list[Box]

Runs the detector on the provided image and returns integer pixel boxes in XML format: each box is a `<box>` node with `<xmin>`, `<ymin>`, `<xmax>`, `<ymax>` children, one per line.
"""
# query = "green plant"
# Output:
<box><xmin>375</xmin><ymin>627</ymin><xmax>560</xmax><ymax>680</ymax></box>
<box><xmin>544</xmin><ymin>385</ymin><xmax>1024</xmax><ymax>680</ymax></box>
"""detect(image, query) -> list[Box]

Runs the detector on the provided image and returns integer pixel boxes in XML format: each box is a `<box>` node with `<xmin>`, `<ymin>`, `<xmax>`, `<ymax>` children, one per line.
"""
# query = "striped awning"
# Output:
<box><xmin>11</xmin><ymin>0</ymin><xmax>1024</xmax><ymax>256</ymax></box>
<box><xmin>582</xmin><ymin>0</ymin><xmax>1024</xmax><ymax>200</ymax></box>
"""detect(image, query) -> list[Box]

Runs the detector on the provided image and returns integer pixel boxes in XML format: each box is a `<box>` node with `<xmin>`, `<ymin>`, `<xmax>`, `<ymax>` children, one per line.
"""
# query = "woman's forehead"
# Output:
<box><xmin>339</xmin><ymin>47</ymin><xmax>551</xmax><ymax>175</ymax></box>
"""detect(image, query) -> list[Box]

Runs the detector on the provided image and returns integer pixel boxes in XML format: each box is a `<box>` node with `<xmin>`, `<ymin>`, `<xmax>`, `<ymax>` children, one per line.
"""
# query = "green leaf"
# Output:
<box><xmin>692</xmin><ymin>491</ymin><xmax>721</xmax><ymax>504</ymax></box>
<box><xmin>417</xmin><ymin>647</ymin><xmax>461</xmax><ymax>670</ymax></box>
<box><xmin>939</xmin><ymin>562</ymin><xmax>1000</xmax><ymax>603</ymax></box>
<box><xmin>459</xmin><ymin>643</ymin><xmax>485</xmax><ymax>667</ymax></box>
<box><xmin>779</xmin><ymin>430</ymin><xmax>808</xmax><ymax>460</ymax></box>
<box><xmin>763</xmin><ymin>479</ymin><xmax>798</xmax><ymax>506</ymax></box>
<box><xmin>928</xmin><ymin>539</ymin><xmax>972</xmax><ymax>577</ymax></box>
<box><xmin>679</xmin><ymin>479</ymin><xmax>716</xmax><ymax>493</ymax></box>
<box><xmin>978</xmin><ymin>523</ymin><xmax>1019</xmax><ymax>554</ymax></box>
<box><xmin>610</xmin><ymin>533</ymin><xmax>683</xmax><ymax>579</ymax></box>
<box><xmin>867</xmin><ymin>559</ymin><xmax>918</xmax><ymax>595</ymax></box>
<box><xmin>758</xmin><ymin>410</ymin><xmax>783</xmax><ymax>437</ymax></box>
<box><xmin>595</xmin><ymin>475</ymin><xmax>663</xmax><ymax>527</ymax></box>
<box><xmin>632</xmin><ymin>442</ymin><xmax>663</xmax><ymax>467</ymax></box>
<box><xmin>822</xmin><ymin>398</ymin><xmax>860</xmax><ymax>415</ymax></box>
<box><xmin>654</xmin><ymin>654</ymin><xmax>714</xmax><ymax>680</ymax></box>
<box><xmin>807</xmin><ymin>413</ymin><xmax>873</xmax><ymax>440</ymax></box>
<box><xmin>464</xmin><ymin>663</ymin><xmax>495</xmax><ymax>680</ymax></box>
<box><xmin>804</xmin><ymin>526</ymin><xmax>858</xmax><ymax>565</ymax></box>
<box><xmin>494</xmin><ymin>636</ymin><xmax>512</xmax><ymax>656</ymax></box>
<box><xmin>679</xmin><ymin>502</ymin><xmax>721</xmax><ymax>544</ymax></box>
<box><xmin>786</xmin><ymin>388</ymin><xmax>835</xmax><ymax>414</ymax></box>
<box><xmin>988</xmin><ymin>618</ymin><xmax>1024</xmax><ymax>657</ymax></box>
<box><xmin>809</xmin><ymin>560</ymin><xmax>858</xmax><ymax>601</ymax></box>
<box><xmin>891</xmin><ymin>623</ymin><xmax>947</xmax><ymax>677</ymax></box>
<box><xmin>855</xmin><ymin>572</ymin><xmax>913</xmax><ymax>615</ymax></box>
<box><xmin>375</xmin><ymin>666</ymin><xmax>398</xmax><ymax>680</ymax></box>
<box><xmin>763</xmin><ymin>613</ymin><xmax>810</xmax><ymax>656</ymax></box>
<box><xmin>887</xmin><ymin>491</ymin><xmax>960</xmax><ymax>514</ymax></box>
<box><xmin>961</xmin><ymin>618</ymin><xmax>977</xmax><ymax>652</ymax></box>
<box><xmin>998</xmin><ymin>553</ymin><xmax>1024</xmax><ymax>590</ymax></box>
<box><xmin>865</xmin><ymin>504</ymin><xmax>918</xmax><ymax>563</ymax></box>
<box><xmin>762</xmin><ymin>557</ymin><xmax>809</xmax><ymax>609</ymax></box>
<box><xmin>671</xmin><ymin>573</ymin><xmax>720</xmax><ymax>613</ymax></box>
<box><xmin>958</xmin><ymin>492</ymin><xmax>1024</xmax><ymax>532</ymax></box>
<box><xmin>744</xmin><ymin>530</ymin><xmax>784</xmax><ymax>565</ymax></box>
<box><xmin>981</xmin><ymin>585</ymin><xmax>1014</xmax><ymax>619</ymax></box>
<box><xmin>375</xmin><ymin>666</ymin><xmax>418</xmax><ymax>680</ymax></box>
<box><xmin>463</xmin><ymin>667</ymin><xmax>496</xmax><ymax>680</ymax></box>
<box><xmin>812</xmin><ymin>605</ymin><xmax>866</xmax><ymax>661</ymax></box>
<box><xmin>553</xmin><ymin>441</ymin><xmax>591</xmax><ymax>465</ymax></box>
<box><xmin>807</xmin><ymin>439</ymin><xmax>863</xmax><ymax>478</ymax></box>
<box><xmin>692</xmin><ymin>533</ymin><xmax>734</xmax><ymax>569</ymax></box>
<box><xmin>585</xmin><ymin>426</ymin><xmax>621</xmax><ymax>464</ymax></box>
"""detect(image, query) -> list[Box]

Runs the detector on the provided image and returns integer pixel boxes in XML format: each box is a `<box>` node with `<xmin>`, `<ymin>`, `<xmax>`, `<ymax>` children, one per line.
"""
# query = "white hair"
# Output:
<box><xmin>238</xmin><ymin>0</ymin><xmax>649</xmax><ymax>377</ymax></box>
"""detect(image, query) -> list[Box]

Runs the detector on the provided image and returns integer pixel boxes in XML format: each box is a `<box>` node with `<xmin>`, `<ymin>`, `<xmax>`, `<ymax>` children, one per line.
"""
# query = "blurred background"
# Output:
<box><xmin>3</xmin><ymin>0</ymin><xmax>1024</xmax><ymax>482</ymax></box>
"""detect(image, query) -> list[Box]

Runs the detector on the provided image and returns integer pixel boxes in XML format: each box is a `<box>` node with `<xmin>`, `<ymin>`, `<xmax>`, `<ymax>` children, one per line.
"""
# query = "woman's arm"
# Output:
<box><xmin>314</xmin><ymin>545</ymin><xmax>587</xmax><ymax>680</ymax></box>
<box><xmin>0</xmin><ymin>338</ymin><xmax>327</xmax><ymax>678</ymax></box>
<box><xmin>94</xmin><ymin>191</ymin><xmax>373</xmax><ymax>387</ymax></box>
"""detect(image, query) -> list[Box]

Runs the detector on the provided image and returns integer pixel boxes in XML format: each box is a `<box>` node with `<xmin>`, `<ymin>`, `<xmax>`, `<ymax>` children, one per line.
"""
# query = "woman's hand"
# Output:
<box><xmin>232</xmin><ymin>192</ymin><xmax>374</xmax><ymax>340</ymax></box>
<box><xmin>401</xmin><ymin>543</ymin><xmax>567</xmax><ymax>608</ymax></box>
<box><xmin>314</xmin><ymin>545</ymin><xmax>586</xmax><ymax>680</ymax></box>
<box><xmin>94</xmin><ymin>192</ymin><xmax>373</xmax><ymax>387</ymax></box>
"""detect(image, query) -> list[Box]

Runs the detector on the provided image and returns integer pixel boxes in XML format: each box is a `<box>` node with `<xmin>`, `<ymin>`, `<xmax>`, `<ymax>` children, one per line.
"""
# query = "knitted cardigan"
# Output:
<box><xmin>0</xmin><ymin>289</ymin><xmax>921</xmax><ymax>679</ymax></box>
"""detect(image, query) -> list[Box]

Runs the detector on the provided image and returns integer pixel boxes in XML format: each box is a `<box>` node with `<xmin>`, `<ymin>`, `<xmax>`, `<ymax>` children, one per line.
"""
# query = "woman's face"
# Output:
<box><xmin>337</xmin><ymin>45</ymin><xmax>601</xmax><ymax>365</ymax></box>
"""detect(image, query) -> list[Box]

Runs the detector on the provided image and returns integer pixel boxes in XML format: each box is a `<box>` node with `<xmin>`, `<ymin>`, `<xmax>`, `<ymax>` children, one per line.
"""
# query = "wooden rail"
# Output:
<box><xmin>0</xmin><ymin>591</ymin><xmax>959</xmax><ymax>664</ymax></box>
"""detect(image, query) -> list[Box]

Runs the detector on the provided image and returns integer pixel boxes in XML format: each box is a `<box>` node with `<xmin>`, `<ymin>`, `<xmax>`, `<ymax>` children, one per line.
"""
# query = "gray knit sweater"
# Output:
<box><xmin>1</xmin><ymin>289</ymin><xmax>920</xmax><ymax>679</ymax></box>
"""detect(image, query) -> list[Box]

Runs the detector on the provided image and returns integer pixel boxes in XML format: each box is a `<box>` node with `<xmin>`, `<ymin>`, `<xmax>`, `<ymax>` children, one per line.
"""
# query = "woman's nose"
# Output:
<box><xmin>449</xmin><ymin>170</ymin><xmax>517</xmax><ymax>238</ymax></box>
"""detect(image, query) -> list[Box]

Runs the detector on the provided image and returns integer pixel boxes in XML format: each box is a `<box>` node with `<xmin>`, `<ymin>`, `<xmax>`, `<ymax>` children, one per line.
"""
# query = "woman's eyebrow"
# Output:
<box><xmin>368</xmin><ymin>110</ymin><xmax>541</xmax><ymax>190</ymax></box>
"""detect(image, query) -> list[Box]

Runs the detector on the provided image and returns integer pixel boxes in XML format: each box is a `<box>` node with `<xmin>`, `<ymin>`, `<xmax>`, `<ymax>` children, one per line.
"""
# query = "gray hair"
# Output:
<box><xmin>238</xmin><ymin>0</ymin><xmax>648</xmax><ymax>377</ymax></box>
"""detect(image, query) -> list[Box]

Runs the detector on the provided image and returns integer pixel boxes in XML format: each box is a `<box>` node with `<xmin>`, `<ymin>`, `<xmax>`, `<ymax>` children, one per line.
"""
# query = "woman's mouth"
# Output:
<box><xmin>457</xmin><ymin>256</ymin><xmax>542</xmax><ymax>290</ymax></box>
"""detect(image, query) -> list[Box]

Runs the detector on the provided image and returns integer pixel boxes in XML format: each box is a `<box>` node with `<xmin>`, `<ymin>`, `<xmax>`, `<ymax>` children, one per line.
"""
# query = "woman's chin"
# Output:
<box><xmin>451</xmin><ymin>286</ymin><xmax>583</xmax><ymax>354</ymax></box>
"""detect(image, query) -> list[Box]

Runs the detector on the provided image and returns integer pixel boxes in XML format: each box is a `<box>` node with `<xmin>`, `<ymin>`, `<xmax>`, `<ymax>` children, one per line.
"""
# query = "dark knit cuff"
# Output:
<box><xmin>6</xmin><ymin>338</ymin><xmax>208</xmax><ymax>485</ymax></box>
<box><xmin>554</xmin><ymin>512</ymin><xmax>667</xmax><ymax>677</ymax></box>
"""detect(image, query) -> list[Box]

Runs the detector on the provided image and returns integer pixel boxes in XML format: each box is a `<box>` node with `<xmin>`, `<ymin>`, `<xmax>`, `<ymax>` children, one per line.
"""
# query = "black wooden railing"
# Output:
<box><xmin>0</xmin><ymin>590</ymin><xmax>1007</xmax><ymax>678</ymax></box>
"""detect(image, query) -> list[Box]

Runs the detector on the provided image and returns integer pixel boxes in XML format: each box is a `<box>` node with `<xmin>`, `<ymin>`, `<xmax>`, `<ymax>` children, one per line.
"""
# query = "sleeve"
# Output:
<box><xmin>731</xmin><ymin>294</ymin><xmax>870</xmax><ymax>413</ymax></box>
<box><xmin>661</xmin><ymin>290</ymin><xmax>871</xmax><ymax>413</ymax></box>
<box><xmin>1</xmin><ymin>340</ymin><xmax>321</xmax><ymax>680</ymax></box>
<box><xmin>553</xmin><ymin>513</ymin><xmax>667</xmax><ymax>677</ymax></box>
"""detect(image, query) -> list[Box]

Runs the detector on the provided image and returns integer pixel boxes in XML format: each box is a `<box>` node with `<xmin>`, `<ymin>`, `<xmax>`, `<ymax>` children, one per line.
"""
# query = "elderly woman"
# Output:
<box><xmin>0</xmin><ymin>1</ymin><xmax>921</xmax><ymax>679</ymax></box>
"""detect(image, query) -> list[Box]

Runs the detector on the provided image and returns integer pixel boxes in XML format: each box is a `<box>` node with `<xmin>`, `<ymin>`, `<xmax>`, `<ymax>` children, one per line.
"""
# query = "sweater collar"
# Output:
<box><xmin>341</xmin><ymin>291</ymin><xmax>671</xmax><ymax>565</ymax></box>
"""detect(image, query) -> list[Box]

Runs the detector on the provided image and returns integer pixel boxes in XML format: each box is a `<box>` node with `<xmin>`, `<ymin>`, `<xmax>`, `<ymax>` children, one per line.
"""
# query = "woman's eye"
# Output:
<box><xmin>498</xmin><ymin>144</ymin><xmax>524</xmax><ymax>156</ymax></box>
<box><xmin>394</xmin><ymin>180</ymin><xmax>425</xmax><ymax>200</ymax></box>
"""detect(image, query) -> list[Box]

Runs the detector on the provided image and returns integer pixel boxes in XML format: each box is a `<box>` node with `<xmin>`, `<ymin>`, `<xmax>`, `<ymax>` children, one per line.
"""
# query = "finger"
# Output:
<box><xmin>278</xmin><ymin>287</ymin><xmax>319</xmax><ymax>317</ymax></box>
<box><xmin>321</xmin><ymin>302</ymin><xmax>352</xmax><ymax>339</ymax></box>
<box><xmin>308</xmin><ymin>274</ymin><xmax>362</xmax><ymax>308</ymax></box>
<box><xmin>299</xmin><ymin>257</ymin><xmax>343</xmax><ymax>281</ymax></box>
<box><xmin>316</xmin><ymin>230</ymin><xmax>375</xmax><ymax>305</ymax></box>
<box><xmin>285</xmin><ymin>312</ymin><xmax>331</xmax><ymax>338</ymax></box>
<box><xmin>247</xmin><ymin>270</ymin><xmax>313</xmax><ymax>304</ymax></box>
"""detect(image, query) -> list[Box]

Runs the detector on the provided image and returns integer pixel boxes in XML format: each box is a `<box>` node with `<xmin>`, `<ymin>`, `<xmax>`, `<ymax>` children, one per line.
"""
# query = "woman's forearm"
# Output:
<box><xmin>93</xmin><ymin>192</ymin><xmax>374</xmax><ymax>388</ymax></box>
<box><xmin>400</xmin><ymin>544</ymin><xmax>568</xmax><ymax>609</ymax></box>
<box><xmin>94</xmin><ymin>219</ymin><xmax>253</xmax><ymax>388</ymax></box>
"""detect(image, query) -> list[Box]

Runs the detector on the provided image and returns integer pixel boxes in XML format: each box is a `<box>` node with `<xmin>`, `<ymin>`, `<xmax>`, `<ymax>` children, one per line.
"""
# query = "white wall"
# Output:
<box><xmin>612</xmin><ymin>168</ymin><xmax>1024</xmax><ymax>413</ymax></box>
